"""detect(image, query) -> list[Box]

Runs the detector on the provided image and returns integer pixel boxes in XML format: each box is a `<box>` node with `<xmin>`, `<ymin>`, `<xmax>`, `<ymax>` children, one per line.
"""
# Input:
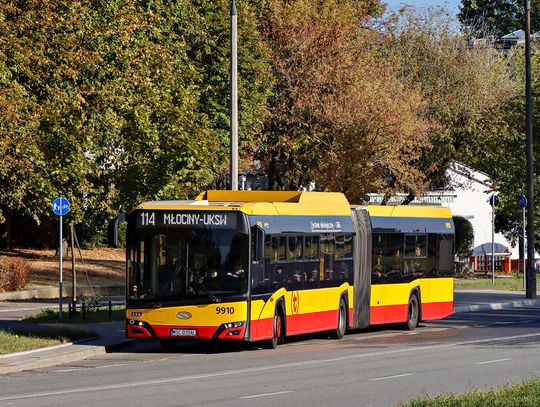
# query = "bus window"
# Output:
<box><xmin>438</xmin><ymin>234</ymin><xmax>454</xmax><ymax>276</ymax></box>
<box><xmin>320</xmin><ymin>234</ymin><xmax>335</xmax><ymax>283</ymax></box>
<box><xmin>372</xmin><ymin>233</ymin><xmax>385</xmax><ymax>284</ymax></box>
<box><xmin>404</xmin><ymin>234</ymin><xmax>427</xmax><ymax>280</ymax></box>
<box><xmin>384</xmin><ymin>233</ymin><xmax>403</xmax><ymax>283</ymax></box>
<box><xmin>335</xmin><ymin>234</ymin><xmax>353</xmax><ymax>259</ymax></box>
<box><xmin>271</xmin><ymin>236</ymin><xmax>286</xmax><ymax>262</ymax></box>
<box><xmin>288</xmin><ymin>236</ymin><xmax>303</xmax><ymax>261</ymax></box>
<box><xmin>304</xmin><ymin>236</ymin><xmax>319</xmax><ymax>260</ymax></box>
<box><xmin>304</xmin><ymin>236</ymin><xmax>320</xmax><ymax>289</ymax></box>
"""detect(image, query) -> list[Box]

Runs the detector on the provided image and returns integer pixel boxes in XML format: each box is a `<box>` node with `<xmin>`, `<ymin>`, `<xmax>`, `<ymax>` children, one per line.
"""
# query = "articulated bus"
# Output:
<box><xmin>125</xmin><ymin>190</ymin><xmax>454</xmax><ymax>349</ymax></box>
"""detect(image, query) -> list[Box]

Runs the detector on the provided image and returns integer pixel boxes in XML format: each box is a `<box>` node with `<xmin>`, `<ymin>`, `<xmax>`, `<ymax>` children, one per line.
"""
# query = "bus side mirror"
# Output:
<box><xmin>253</xmin><ymin>226</ymin><xmax>265</xmax><ymax>262</ymax></box>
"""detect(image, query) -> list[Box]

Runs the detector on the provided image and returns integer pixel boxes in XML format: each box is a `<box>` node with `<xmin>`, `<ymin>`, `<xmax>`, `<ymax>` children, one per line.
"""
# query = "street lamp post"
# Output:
<box><xmin>230</xmin><ymin>0</ymin><xmax>239</xmax><ymax>191</ymax></box>
<box><xmin>524</xmin><ymin>0</ymin><xmax>536</xmax><ymax>298</ymax></box>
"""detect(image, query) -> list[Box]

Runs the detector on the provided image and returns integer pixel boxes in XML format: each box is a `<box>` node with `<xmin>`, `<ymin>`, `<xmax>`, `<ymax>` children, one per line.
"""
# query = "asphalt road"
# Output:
<box><xmin>1</xmin><ymin>307</ymin><xmax>540</xmax><ymax>407</ymax></box>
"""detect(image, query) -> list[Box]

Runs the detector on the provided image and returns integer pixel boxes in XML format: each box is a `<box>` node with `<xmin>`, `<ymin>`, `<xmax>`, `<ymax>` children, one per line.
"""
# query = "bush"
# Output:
<box><xmin>0</xmin><ymin>256</ymin><xmax>31</xmax><ymax>292</ymax></box>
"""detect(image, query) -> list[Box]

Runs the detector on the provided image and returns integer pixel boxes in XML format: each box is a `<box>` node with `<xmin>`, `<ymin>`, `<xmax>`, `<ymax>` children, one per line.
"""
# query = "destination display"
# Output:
<box><xmin>135</xmin><ymin>210</ymin><xmax>238</xmax><ymax>229</ymax></box>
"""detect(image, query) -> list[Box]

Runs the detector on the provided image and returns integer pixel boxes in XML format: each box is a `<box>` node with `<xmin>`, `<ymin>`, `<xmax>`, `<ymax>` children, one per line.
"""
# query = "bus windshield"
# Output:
<box><xmin>127</xmin><ymin>228</ymin><xmax>249</xmax><ymax>305</ymax></box>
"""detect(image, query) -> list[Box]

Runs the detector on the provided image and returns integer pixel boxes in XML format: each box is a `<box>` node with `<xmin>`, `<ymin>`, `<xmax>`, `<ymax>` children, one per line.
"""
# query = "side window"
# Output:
<box><xmin>320</xmin><ymin>234</ymin><xmax>335</xmax><ymax>283</ymax></box>
<box><xmin>288</xmin><ymin>236</ymin><xmax>303</xmax><ymax>261</ymax></box>
<box><xmin>372</xmin><ymin>233</ymin><xmax>385</xmax><ymax>284</ymax></box>
<box><xmin>271</xmin><ymin>235</ymin><xmax>286</xmax><ymax>262</ymax></box>
<box><xmin>405</xmin><ymin>234</ymin><xmax>427</xmax><ymax>258</ymax></box>
<box><xmin>404</xmin><ymin>234</ymin><xmax>427</xmax><ymax>280</ymax></box>
<box><xmin>304</xmin><ymin>236</ymin><xmax>320</xmax><ymax>289</ymax></box>
<box><xmin>304</xmin><ymin>236</ymin><xmax>319</xmax><ymax>260</ymax></box>
<box><xmin>438</xmin><ymin>234</ymin><xmax>454</xmax><ymax>276</ymax></box>
<box><xmin>335</xmin><ymin>234</ymin><xmax>353</xmax><ymax>259</ymax></box>
<box><xmin>384</xmin><ymin>233</ymin><xmax>403</xmax><ymax>283</ymax></box>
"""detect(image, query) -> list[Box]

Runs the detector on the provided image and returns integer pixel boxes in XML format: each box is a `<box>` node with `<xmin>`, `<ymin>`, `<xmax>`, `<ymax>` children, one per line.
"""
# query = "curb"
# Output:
<box><xmin>454</xmin><ymin>298</ymin><xmax>540</xmax><ymax>313</ymax></box>
<box><xmin>0</xmin><ymin>286</ymin><xmax>125</xmax><ymax>301</ymax></box>
<box><xmin>0</xmin><ymin>338</ymin><xmax>133</xmax><ymax>375</ymax></box>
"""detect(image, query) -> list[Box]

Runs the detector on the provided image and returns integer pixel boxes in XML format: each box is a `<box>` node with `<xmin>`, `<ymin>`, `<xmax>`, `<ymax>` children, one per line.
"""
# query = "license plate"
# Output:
<box><xmin>170</xmin><ymin>328</ymin><xmax>197</xmax><ymax>337</ymax></box>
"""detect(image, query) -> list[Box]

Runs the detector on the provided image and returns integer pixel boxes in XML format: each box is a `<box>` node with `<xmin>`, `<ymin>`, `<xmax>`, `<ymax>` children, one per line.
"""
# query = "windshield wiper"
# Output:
<box><xmin>191</xmin><ymin>270</ymin><xmax>221</xmax><ymax>303</ymax></box>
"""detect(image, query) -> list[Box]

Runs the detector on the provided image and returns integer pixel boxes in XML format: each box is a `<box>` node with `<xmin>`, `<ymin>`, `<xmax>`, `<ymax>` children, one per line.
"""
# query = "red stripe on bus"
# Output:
<box><xmin>370</xmin><ymin>301</ymin><xmax>453</xmax><ymax>325</ymax></box>
<box><xmin>250</xmin><ymin>307</ymin><xmax>354</xmax><ymax>341</ymax></box>
<box><xmin>421</xmin><ymin>301</ymin><xmax>453</xmax><ymax>320</ymax></box>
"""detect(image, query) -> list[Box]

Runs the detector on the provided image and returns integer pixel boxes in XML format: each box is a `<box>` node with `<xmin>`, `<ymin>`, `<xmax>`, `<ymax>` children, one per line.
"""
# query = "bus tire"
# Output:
<box><xmin>264</xmin><ymin>307</ymin><xmax>284</xmax><ymax>349</ymax></box>
<box><xmin>404</xmin><ymin>292</ymin><xmax>420</xmax><ymax>330</ymax></box>
<box><xmin>333</xmin><ymin>298</ymin><xmax>347</xmax><ymax>339</ymax></box>
<box><xmin>160</xmin><ymin>338</ymin><xmax>177</xmax><ymax>351</ymax></box>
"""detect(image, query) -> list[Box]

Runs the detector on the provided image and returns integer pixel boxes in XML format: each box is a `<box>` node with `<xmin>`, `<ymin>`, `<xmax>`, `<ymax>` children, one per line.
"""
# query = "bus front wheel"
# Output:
<box><xmin>264</xmin><ymin>308</ymin><xmax>284</xmax><ymax>349</ymax></box>
<box><xmin>404</xmin><ymin>293</ymin><xmax>420</xmax><ymax>330</ymax></box>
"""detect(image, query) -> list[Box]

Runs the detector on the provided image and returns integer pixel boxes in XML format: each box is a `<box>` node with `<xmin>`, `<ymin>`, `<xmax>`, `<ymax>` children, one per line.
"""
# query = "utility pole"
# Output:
<box><xmin>524</xmin><ymin>0</ymin><xmax>536</xmax><ymax>298</ymax></box>
<box><xmin>230</xmin><ymin>0</ymin><xmax>239</xmax><ymax>191</ymax></box>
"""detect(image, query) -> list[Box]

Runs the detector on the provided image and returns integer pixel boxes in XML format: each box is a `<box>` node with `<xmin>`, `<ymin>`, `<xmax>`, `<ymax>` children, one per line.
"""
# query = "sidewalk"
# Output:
<box><xmin>454</xmin><ymin>288</ymin><xmax>540</xmax><ymax>313</ymax></box>
<box><xmin>1</xmin><ymin>289</ymin><xmax>540</xmax><ymax>375</ymax></box>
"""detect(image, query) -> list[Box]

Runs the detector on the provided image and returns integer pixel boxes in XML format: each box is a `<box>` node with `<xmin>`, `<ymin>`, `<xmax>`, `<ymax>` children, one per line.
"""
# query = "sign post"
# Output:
<box><xmin>52</xmin><ymin>197</ymin><xmax>70</xmax><ymax>320</ymax></box>
<box><xmin>518</xmin><ymin>195</ymin><xmax>527</xmax><ymax>290</ymax></box>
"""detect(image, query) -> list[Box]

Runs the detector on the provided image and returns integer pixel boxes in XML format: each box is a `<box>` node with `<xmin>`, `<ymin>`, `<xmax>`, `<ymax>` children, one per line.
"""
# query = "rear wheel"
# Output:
<box><xmin>333</xmin><ymin>298</ymin><xmax>347</xmax><ymax>339</ymax></box>
<box><xmin>405</xmin><ymin>293</ymin><xmax>420</xmax><ymax>330</ymax></box>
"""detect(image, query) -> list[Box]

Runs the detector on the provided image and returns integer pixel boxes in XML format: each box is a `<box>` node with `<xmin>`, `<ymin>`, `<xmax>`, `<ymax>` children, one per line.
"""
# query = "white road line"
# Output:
<box><xmin>369</xmin><ymin>373</ymin><xmax>414</xmax><ymax>381</ymax></box>
<box><xmin>95</xmin><ymin>363</ymin><xmax>129</xmax><ymax>369</ymax></box>
<box><xmin>475</xmin><ymin>358</ymin><xmax>511</xmax><ymax>365</ymax></box>
<box><xmin>1</xmin><ymin>331</ymin><xmax>540</xmax><ymax>402</ymax></box>
<box><xmin>240</xmin><ymin>391</ymin><xmax>293</xmax><ymax>399</ymax></box>
<box><xmin>55</xmin><ymin>368</ymin><xmax>83</xmax><ymax>373</ymax></box>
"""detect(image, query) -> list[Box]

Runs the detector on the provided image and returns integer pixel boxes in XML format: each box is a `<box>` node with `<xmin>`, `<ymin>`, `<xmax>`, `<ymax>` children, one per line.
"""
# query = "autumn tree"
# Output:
<box><xmin>386</xmin><ymin>8</ymin><xmax>519</xmax><ymax>194</ymax></box>
<box><xmin>256</xmin><ymin>0</ymin><xmax>432</xmax><ymax>203</ymax></box>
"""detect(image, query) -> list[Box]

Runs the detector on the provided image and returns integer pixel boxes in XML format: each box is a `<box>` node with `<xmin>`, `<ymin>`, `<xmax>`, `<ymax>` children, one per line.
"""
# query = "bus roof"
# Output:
<box><xmin>137</xmin><ymin>190</ymin><xmax>351</xmax><ymax>216</ymax></box>
<box><xmin>367</xmin><ymin>205</ymin><xmax>452</xmax><ymax>219</ymax></box>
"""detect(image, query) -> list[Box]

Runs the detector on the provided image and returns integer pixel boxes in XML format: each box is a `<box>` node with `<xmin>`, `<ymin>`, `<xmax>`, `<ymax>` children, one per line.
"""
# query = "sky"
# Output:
<box><xmin>384</xmin><ymin>0</ymin><xmax>461</xmax><ymax>16</ymax></box>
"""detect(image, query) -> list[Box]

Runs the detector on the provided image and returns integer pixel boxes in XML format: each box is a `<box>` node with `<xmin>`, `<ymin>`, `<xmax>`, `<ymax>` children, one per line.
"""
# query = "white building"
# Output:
<box><xmin>444</xmin><ymin>162</ymin><xmax>517</xmax><ymax>260</ymax></box>
<box><xmin>367</xmin><ymin>162</ymin><xmax>518</xmax><ymax>260</ymax></box>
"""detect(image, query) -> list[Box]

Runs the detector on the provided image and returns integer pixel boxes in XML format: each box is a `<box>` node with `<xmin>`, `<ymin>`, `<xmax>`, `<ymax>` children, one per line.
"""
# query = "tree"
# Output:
<box><xmin>255</xmin><ymin>0</ymin><xmax>431</xmax><ymax>202</ymax></box>
<box><xmin>0</xmin><ymin>0</ymin><xmax>273</xmax><ymax>246</ymax></box>
<box><xmin>459</xmin><ymin>0</ymin><xmax>540</xmax><ymax>37</ymax></box>
<box><xmin>453</xmin><ymin>216</ymin><xmax>474</xmax><ymax>260</ymax></box>
<box><xmin>386</xmin><ymin>8</ymin><xmax>519</xmax><ymax>199</ymax></box>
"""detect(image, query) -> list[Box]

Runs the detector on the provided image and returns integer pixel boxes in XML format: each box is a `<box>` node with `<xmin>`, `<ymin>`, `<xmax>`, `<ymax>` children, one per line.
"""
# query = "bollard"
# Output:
<box><xmin>68</xmin><ymin>303</ymin><xmax>72</xmax><ymax>320</ymax></box>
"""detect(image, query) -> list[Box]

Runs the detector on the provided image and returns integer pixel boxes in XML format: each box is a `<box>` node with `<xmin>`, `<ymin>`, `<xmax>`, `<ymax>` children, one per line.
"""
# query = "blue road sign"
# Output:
<box><xmin>52</xmin><ymin>197</ymin><xmax>70</xmax><ymax>216</ymax></box>
<box><xmin>518</xmin><ymin>195</ymin><xmax>527</xmax><ymax>209</ymax></box>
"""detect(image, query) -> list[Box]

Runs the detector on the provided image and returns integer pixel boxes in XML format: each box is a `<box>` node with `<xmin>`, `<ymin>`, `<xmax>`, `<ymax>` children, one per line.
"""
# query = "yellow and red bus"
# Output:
<box><xmin>125</xmin><ymin>190</ymin><xmax>454</xmax><ymax>349</ymax></box>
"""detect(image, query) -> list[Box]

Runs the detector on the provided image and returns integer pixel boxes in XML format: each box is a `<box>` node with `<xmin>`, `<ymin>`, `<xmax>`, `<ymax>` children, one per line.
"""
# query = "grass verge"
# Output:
<box><xmin>455</xmin><ymin>275</ymin><xmax>539</xmax><ymax>291</ymax></box>
<box><xmin>0</xmin><ymin>327</ymin><xmax>96</xmax><ymax>355</ymax></box>
<box><xmin>399</xmin><ymin>377</ymin><xmax>540</xmax><ymax>406</ymax></box>
<box><xmin>23</xmin><ymin>305</ymin><xmax>126</xmax><ymax>323</ymax></box>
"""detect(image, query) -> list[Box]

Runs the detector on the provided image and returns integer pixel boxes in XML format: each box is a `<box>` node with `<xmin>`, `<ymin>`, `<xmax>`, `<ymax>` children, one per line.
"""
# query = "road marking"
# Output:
<box><xmin>95</xmin><ymin>363</ymin><xmax>129</xmax><ymax>369</ymax></box>
<box><xmin>1</xmin><ymin>331</ymin><xmax>540</xmax><ymax>402</ymax></box>
<box><xmin>55</xmin><ymin>368</ymin><xmax>83</xmax><ymax>373</ymax></box>
<box><xmin>369</xmin><ymin>373</ymin><xmax>414</xmax><ymax>381</ymax></box>
<box><xmin>475</xmin><ymin>358</ymin><xmax>511</xmax><ymax>365</ymax></box>
<box><xmin>240</xmin><ymin>391</ymin><xmax>293</xmax><ymax>399</ymax></box>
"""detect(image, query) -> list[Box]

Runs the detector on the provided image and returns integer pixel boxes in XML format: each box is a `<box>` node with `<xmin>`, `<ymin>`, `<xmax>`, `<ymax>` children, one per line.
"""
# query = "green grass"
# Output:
<box><xmin>23</xmin><ymin>305</ymin><xmax>126</xmax><ymax>323</ymax></box>
<box><xmin>455</xmin><ymin>275</ymin><xmax>539</xmax><ymax>291</ymax></box>
<box><xmin>399</xmin><ymin>377</ymin><xmax>540</xmax><ymax>406</ymax></box>
<box><xmin>0</xmin><ymin>327</ymin><xmax>95</xmax><ymax>354</ymax></box>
